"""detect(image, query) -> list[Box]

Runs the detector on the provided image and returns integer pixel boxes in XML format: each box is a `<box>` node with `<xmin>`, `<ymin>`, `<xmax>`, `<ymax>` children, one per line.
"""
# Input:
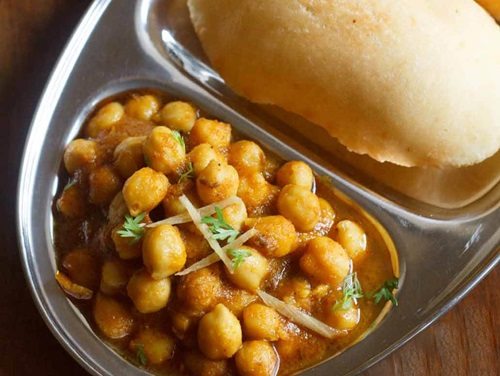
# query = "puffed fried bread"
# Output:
<box><xmin>188</xmin><ymin>0</ymin><xmax>500</xmax><ymax>167</ymax></box>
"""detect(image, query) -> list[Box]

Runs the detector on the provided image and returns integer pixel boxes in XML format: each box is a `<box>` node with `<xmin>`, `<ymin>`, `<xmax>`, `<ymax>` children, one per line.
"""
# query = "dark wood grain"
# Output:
<box><xmin>0</xmin><ymin>1</ymin><xmax>498</xmax><ymax>375</ymax></box>
<box><xmin>0</xmin><ymin>2</ymin><xmax>90</xmax><ymax>375</ymax></box>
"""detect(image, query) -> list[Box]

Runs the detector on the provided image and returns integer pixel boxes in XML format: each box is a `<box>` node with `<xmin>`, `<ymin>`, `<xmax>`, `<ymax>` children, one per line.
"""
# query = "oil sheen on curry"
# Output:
<box><xmin>53</xmin><ymin>91</ymin><xmax>399</xmax><ymax>376</ymax></box>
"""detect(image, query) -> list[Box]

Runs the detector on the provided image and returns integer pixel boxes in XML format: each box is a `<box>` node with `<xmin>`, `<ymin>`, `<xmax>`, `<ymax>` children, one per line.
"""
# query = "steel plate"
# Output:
<box><xmin>17</xmin><ymin>1</ymin><xmax>499</xmax><ymax>375</ymax></box>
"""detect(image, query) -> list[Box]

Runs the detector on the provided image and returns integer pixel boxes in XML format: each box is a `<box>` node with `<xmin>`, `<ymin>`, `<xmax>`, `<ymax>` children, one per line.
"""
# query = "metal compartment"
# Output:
<box><xmin>17</xmin><ymin>1</ymin><xmax>499</xmax><ymax>375</ymax></box>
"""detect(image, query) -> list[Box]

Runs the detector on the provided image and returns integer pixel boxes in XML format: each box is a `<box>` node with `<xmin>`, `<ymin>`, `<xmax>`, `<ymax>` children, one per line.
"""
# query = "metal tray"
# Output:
<box><xmin>16</xmin><ymin>0</ymin><xmax>500</xmax><ymax>375</ymax></box>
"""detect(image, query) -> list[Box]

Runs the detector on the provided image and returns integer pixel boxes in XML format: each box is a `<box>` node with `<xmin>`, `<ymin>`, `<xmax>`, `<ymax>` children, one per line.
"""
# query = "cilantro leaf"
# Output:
<box><xmin>201</xmin><ymin>206</ymin><xmax>239</xmax><ymax>243</ymax></box>
<box><xmin>333</xmin><ymin>272</ymin><xmax>364</xmax><ymax>311</ymax></box>
<box><xmin>171</xmin><ymin>130</ymin><xmax>186</xmax><ymax>152</ymax></box>
<box><xmin>370</xmin><ymin>278</ymin><xmax>399</xmax><ymax>306</ymax></box>
<box><xmin>117</xmin><ymin>213</ymin><xmax>146</xmax><ymax>243</ymax></box>
<box><xmin>135</xmin><ymin>343</ymin><xmax>148</xmax><ymax>366</ymax></box>
<box><xmin>178</xmin><ymin>162</ymin><xmax>195</xmax><ymax>183</ymax></box>
<box><xmin>227</xmin><ymin>248</ymin><xmax>252</xmax><ymax>269</ymax></box>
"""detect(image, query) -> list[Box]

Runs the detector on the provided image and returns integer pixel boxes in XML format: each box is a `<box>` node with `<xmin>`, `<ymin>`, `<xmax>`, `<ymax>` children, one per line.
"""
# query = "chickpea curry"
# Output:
<box><xmin>54</xmin><ymin>91</ymin><xmax>399</xmax><ymax>376</ymax></box>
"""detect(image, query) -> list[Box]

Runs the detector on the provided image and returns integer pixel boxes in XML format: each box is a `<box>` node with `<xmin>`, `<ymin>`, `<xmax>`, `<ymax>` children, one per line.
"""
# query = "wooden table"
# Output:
<box><xmin>0</xmin><ymin>1</ymin><xmax>498</xmax><ymax>375</ymax></box>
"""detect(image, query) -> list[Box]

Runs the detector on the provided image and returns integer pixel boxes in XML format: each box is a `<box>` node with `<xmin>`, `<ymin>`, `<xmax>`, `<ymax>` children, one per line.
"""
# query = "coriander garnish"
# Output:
<box><xmin>171</xmin><ymin>130</ymin><xmax>186</xmax><ymax>152</ymax></box>
<box><xmin>201</xmin><ymin>206</ymin><xmax>239</xmax><ymax>243</ymax></box>
<box><xmin>227</xmin><ymin>248</ymin><xmax>252</xmax><ymax>269</ymax></box>
<box><xmin>333</xmin><ymin>272</ymin><xmax>364</xmax><ymax>311</ymax></box>
<box><xmin>178</xmin><ymin>162</ymin><xmax>194</xmax><ymax>183</ymax></box>
<box><xmin>117</xmin><ymin>213</ymin><xmax>146</xmax><ymax>242</ymax></box>
<box><xmin>135</xmin><ymin>343</ymin><xmax>148</xmax><ymax>366</ymax></box>
<box><xmin>369</xmin><ymin>277</ymin><xmax>399</xmax><ymax>306</ymax></box>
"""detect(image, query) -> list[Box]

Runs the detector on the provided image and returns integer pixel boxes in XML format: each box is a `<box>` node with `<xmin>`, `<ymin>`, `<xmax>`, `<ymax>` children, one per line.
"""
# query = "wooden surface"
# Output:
<box><xmin>0</xmin><ymin>1</ymin><xmax>498</xmax><ymax>375</ymax></box>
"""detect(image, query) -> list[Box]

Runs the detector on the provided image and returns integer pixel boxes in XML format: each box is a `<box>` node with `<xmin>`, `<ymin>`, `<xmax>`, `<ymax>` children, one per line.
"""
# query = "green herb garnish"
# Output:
<box><xmin>201</xmin><ymin>207</ymin><xmax>239</xmax><ymax>243</ymax></box>
<box><xmin>178</xmin><ymin>162</ymin><xmax>195</xmax><ymax>183</ymax></box>
<box><xmin>333</xmin><ymin>272</ymin><xmax>364</xmax><ymax>311</ymax></box>
<box><xmin>117</xmin><ymin>213</ymin><xmax>146</xmax><ymax>242</ymax></box>
<box><xmin>227</xmin><ymin>248</ymin><xmax>252</xmax><ymax>269</ymax></box>
<box><xmin>135</xmin><ymin>343</ymin><xmax>148</xmax><ymax>366</ymax></box>
<box><xmin>369</xmin><ymin>278</ymin><xmax>399</xmax><ymax>306</ymax></box>
<box><xmin>171</xmin><ymin>130</ymin><xmax>186</xmax><ymax>152</ymax></box>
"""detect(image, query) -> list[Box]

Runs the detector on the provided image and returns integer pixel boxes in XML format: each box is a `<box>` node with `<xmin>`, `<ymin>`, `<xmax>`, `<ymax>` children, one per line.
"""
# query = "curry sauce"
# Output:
<box><xmin>53</xmin><ymin>91</ymin><xmax>398</xmax><ymax>376</ymax></box>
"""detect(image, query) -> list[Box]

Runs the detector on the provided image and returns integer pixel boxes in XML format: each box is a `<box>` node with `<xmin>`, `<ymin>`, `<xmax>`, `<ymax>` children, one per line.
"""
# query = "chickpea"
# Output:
<box><xmin>196</xmin><ymin>161</ymin><xmax>239</xmax><ymax>204</ymax></box>
<box><xmin>197</xmin><ymin>304</ymin><xmax>242</xmax><ymax>360</ymax></box>
<box><xmin>125</xmin><ymin>95</ymin><xmax>160</xmax><ymax>121</ymax></box>
<box><xmin>62</xmin><ymin>249</ymin><xmax>99</xmax><ymax>290</ymax></box>
<box><xmin>142</xmin><ymin>224</ymin><xmax>186</xmax><ymax>279</ymax></box>
<box><xmin>242</xmin><ymin>303</ymin><xmax>281</xmax><ymax>341</ymax></box>
<box><xmin>237</xmin><ymin>173</ymin><xmax>280</xmax><ymax>215</ymax></box>
<box><xmin>112</xmin><ymin>223</ymin><xmax>142</xmax><ymax>260</ymax></box>
<box><xmin>296</xmin><ymin>198</ymin><xmax>336</xmax><ymax>247</ymax></box>
<box><xmin>86</xmin><ymin>102</ymin><xmax>124</xmax><ymax>138</ymax></box>
<box><xmin>226</xmin><ymin>246</ymin><xmax>269</xmax><ymax>292</ymax></box>
<box><xmin>221</xmin><ymin>200</ymin><xmax>247</xmax><ymax>231</ymax></box>
<box><xmin>56</xmin><ymin>183</ymin><xmax>86</xmax><ymax>218</ymax></box>
<box><xmin>122</xmin><ymin>167</ymin><xmax>169</xmax><ymax>216</ymax></box>
<box><xmin>162</xmin><ymin>182</ymin><xmax>197</xmax><ymax>216</ymax></box>
<box><xmin>100</xmin><ymin>260</ymin><xmax>131</xmax><ymax>295</ymax></box>
<box><xmin>228</xmin><ymin>140</ymin><xmax>266</xmax><ymax>175</ymax></box>
<box><xmin>180</xmin><ymin>231</ymin><xmax>214</xmax><ymax>265</ymax></box>
<box><xmin>287</xmin><ymin>277</ymin><xmax>312</xmax><ymax>300</ymax></box>
<box><xmin>93</xmin><ymin>293</ymin><xmax>134</xmax><ymax>339</ymax></box>
<box><xmin>163</xmin><ymin>194</ymin><xmax>186</xmax><ymax>217</ymax></box>
<box><xmin>171</xmin><ymin>311</ymin><xmax>193</xmax><ymax>339</ymax></box>
<box><xmin>235</xmin><ymin>341</ymin><xmax>279</xmax><ymax>376</ymax></box>
<box><xmin>325</xmin><ymin>305</ymin><xmax>360</xmax><ymax>330</ymax></box>
<box><xmin>299</xmin><ymin>237</ymin><xmax>350</xmax><ymax>286</ymax></box>
<box><xmin>184</xmin><ymin>351</ymin><xmax>229</xmax><ymax>376</ymax></box>
<box><xmin>127</xmin><ymin>269</ymin><xmax>171</xmax><ymax>313</ymax></box>
<box><xmin>189</xmin><ymin>143</ymin><xmax>225</xmax><ymax>176</ymax></box>
<box><xmin>89</xmin><ymin>165</ymin><xmax>122</xmax><ymax>206</ymax></box>
<box><xmin>189</xmin><ymin>118</ymin><xmax>231</xmax><ymax>149</ymax></box>
<box><xmin>176</xmin><ymin>265</ymin><xmax>222</xmax><ymax>315</ymax></box>
<box><xmin>276</xmin><ymin>161</ymin><xmax>314</xmax><ymax>189</ymax></box>
<box><xmin>264</xmin><ymin>154</ymin><xmax>281</xmax><ymax>181</ymax></box>
<box><xmin>335</xmin><ymin>220</ymin><xmax>367</xmax><ymax>260</ymax></box>
<box><xmin>278</xmin><ymin>277</ymin><xmax>313</xmax><ymax>311</ymax></box>
<box><xmin>63</xmin><ymin>139</ymin><xmax>98</xmax><ymax>174</ymax></box>
<box><xmin>143</xmin><ymin>126</ymin><xmax>186</xmax><ymax>175</ymax></box>
<box><xmin>311</xmin><ymin>284</ymin><xmax>331</xmax><ymax>299</ymax></box>
<box><xmin>56</xmin><ymin>271</ymin><xmax>93</xmax><ymax>300</ymax></box>
<box><xmin>113</xmin><ymin>136</ymin><xmax>146</xmax><ymax>179</ymax></box>
<box><xmin>130</xmin><ymin>328</ymin><xmax>175</xmax><ymax>365</ymax></box>
<box><xmin>318</xmin><ymin>198</ymin><xmax>336</xmax><ymax>227</ymax></box>
<box><xmin>244</xmin><ymin>216</ymin><xmax>297</xmax><ymax>258</ymax></box>
<box><xmin>159</xmin><ymin>101</ymin><xmax>197</xmax><ymax>132</ymax></box>
<box><xmin>277</xmin><ymin>184</ymin><xmax>321</xmax><ymax>232</ymax></box>
<box><xmin>280</xmin><ymin>277</ymin><xmax>314</xmax><ymax>311</ymax></box>
<box><xmin>218</xmin><ymin>287</ymin><xmax>257</xmax><ymax>317</ymax></box>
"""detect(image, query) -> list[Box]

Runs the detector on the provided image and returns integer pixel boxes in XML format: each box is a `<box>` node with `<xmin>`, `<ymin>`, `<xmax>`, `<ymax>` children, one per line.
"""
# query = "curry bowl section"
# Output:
<box><xmin>53</xmin><ymin>89</ymin><xmax>399</xmax><ymax>375</ymax></box>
